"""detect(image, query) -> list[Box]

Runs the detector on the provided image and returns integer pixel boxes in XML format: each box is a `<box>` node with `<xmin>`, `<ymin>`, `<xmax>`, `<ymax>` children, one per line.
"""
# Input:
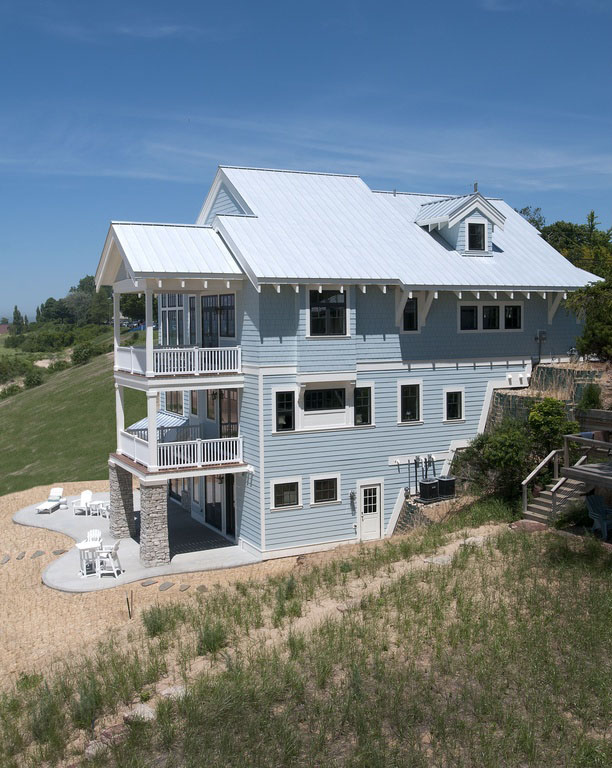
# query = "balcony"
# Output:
<box><xmin>118</xmin><ymin>429</ymin><xmax>244</xmax><ymax>471</ymax></box>
<box><xmin>115</xmin><ymin>345</ymin><xmax>242</xmax><ymax>377</ymax></box>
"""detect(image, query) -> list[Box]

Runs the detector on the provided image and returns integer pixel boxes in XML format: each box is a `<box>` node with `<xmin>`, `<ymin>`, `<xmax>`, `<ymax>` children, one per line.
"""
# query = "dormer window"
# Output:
<box><xmin>468</xmin><ymin>222</ymin><xmax>486</xmax><ymax>251</ymax></box>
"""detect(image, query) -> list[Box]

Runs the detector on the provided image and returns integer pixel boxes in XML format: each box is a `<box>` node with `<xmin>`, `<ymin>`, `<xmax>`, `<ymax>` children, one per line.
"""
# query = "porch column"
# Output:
<box><xmin>115</xmin><ymin>383</ymin><xmax>125</xmax><ymax>453</ymax></box>
<box><xmin>147</xmin><ymin>391</ymin><xmax>158</xmax><ymax>471</ymax></box>
<box><xmin>109</xmin><ymin>462</ymin><xmax>136</xmax><ymax>539</ymax></box>
<box><xmin>113</xmin><ymin>291</ymin><xmax>121</xmax><ymax>370</ymax></box>
<box><xmin>195</xmin><ymin>293</ymin><xmax>202</xmax><ymax>346</ymax></box>
<box><xmin>145</xmin><ymin>289</ymin><xmax>154</xmax><ymax>377</ymax></box>
<box><xmin>139</xmin><ymin>480</ymin><xmax>170</xmax><ymax>566</ymax></box>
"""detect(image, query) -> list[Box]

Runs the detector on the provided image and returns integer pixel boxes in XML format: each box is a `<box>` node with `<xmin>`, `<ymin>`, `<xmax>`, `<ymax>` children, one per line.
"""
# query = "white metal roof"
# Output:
<box><xmin>214</xmin><ymin>167</ymin><xmax>596</xmax><ymax>290</ymax></box>
<box><xmin>99</xmin><ymin>222</ymin><xmax>243</xmax><ymax>284</ymax></box>
<box><xmin>127</xmin><ymin>412</ymin><xmax>188</xmax><ymax>431</ymax></box>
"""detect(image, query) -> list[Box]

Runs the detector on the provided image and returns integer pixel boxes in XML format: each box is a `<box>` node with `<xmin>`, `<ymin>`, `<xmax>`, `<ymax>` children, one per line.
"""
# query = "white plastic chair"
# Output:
<box><xmin>72</xmin><ymin>490</ymin><xmax>93</xmax><ymax>516</ymax></box>
<box><xmin>97</xmin><ymin>541</ymin><xmax>122</xmax><ymax>578</ymax></box>
<box><xmin>86</xmin><ymin>529</ymin><xmax>102</xmax><ymax>544</ymax></box>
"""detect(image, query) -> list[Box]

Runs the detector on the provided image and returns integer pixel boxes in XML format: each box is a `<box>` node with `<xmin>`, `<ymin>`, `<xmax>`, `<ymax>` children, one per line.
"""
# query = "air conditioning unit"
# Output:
<box><xmin>438</xmin><ymin>475</ymin><xmax>456</xmax><ymax>498</ymax></box>
<box><xmin>419</xmin><ymin>479</ymin><xmax>439</xmax><ymax>502</ymax></box>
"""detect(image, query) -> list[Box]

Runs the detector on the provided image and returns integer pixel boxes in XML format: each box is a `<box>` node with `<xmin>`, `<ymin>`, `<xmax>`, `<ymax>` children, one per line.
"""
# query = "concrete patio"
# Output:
<box><xmin>13</xmin><ymin>492</ymin><xmax>259</xmax><ymax>592</ymax></box>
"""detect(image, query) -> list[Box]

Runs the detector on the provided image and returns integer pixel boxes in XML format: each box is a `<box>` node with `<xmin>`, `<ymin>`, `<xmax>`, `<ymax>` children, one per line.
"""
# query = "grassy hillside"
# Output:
<box><xmin>0</xmin><ymin>353</ymin><xmax>145</xmax><ymax>496</ymax></box>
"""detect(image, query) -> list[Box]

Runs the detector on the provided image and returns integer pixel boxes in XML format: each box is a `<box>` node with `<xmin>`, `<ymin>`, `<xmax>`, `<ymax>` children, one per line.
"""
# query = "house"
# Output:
<box><xmin>95</xmin><ymin>166</ymin><xmax>598</xmax><ymax>567</ymax></box>
<box><xmin>0</xmin><ymin>323</ymin><xmax>9</xmax><ymax>336</ymax></box>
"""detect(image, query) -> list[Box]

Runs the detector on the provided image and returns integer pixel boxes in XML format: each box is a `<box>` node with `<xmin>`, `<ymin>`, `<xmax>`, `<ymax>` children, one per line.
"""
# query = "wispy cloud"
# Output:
<box><xmin>480</xmin><ymin>0</ymin><xmax>611</xmax><ymax>11</ymax></box>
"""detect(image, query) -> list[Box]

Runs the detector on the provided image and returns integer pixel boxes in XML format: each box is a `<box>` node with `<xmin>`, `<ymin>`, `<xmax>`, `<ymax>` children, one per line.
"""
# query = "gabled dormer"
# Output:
<box><xmin>415</xmin><ymin>190</ymin><xmax>505</xmax><ymax>256</ymax></box>
<box><xmin>196</xmin><ymin>167</ymin><xmax>254</xmax><ymax>226</ymax></box>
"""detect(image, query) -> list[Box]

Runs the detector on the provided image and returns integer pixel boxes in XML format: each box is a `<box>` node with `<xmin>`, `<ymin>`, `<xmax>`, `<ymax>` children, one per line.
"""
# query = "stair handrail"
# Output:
<box><xmin>521</xmin><ymin>449</ymin><xmax>562</xmax><ymax>515</ymax></box>
<box><xmin>550</xmin><ymin>449</ymin><xmax>592</xmax><ymax>518</ymax></box>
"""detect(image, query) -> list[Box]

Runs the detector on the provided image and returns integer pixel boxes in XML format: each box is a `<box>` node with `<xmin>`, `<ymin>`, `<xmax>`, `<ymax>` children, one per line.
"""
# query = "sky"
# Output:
<box><xmin>0</xmin><ymin>0</ymin><xmax>611</xmax><ymax>318</ymax></box>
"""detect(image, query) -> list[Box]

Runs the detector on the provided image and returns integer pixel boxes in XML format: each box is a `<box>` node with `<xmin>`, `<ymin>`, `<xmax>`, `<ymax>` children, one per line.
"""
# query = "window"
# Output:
<box><xmin>188</xmin><ymin>296</ymin><xmax>197</xmax><ymax>345</ymax></box>
<box><xmin>313</xmin><ymin>477</ymin><xmax>339</xmax><ymax>504</ymax></box>
<box><xmin>482</xmin><ymin>305</ymin><xmax>500</xmax><ymax>330</ymax></box>
<box><xmin>206</xmin><ymin>390</ymin><xmax>216</xmax><ymax>420</ymax></box>
<box><xmin>190</xmin><ymin>390</ymin><xmax>198</xmax><ymax>415</ymax></box>
<box><xmin>160</xmin><ymin>294</ymin><xmax>184</xmax><ymax>346</ymax></box>
<box><xmin>275</xmin><ymin>391</ymin><xmax>295</xmax><ymax>431</ymax></box>
<box><xmin>354</xmin><ymin>387</ymin><xmax>371</xmax><ymax>425</ymax></box>
<box><xmin>504</xmin><ymin>305</ymin><xmax>522</xmax><ymax>330</ymax></box>
<box><xmin>445</xmin><ymin>390</ymin><xmax>463</xmax><ymax>421</ymax></box>
<box><xmin>304</xmin><ymin>388</ymin><xmax>345</xmax><ymax>411</ymax></box>
<box><xmin>309</xmin><ymin>290</ymin><xmax>346</xmax><ymax>336</ymax></box>
<box><xmin>273</xmin><ymin>481</ymin><xmax>300</xmax><ymax>509</ymax></box>
<box><xmin>460</xmin><ymin>305</ymin><xmax>478</xmax><ymax>331</ymax></box>
<box><xmin>400</xmin><ymin>384</ymin><xmax>421</xmax><ymax>423</ymax></box>
<box><xmin>219</xmin><ymin>294</ymin><xmax>235</xmax><ymax>338</ymax></box>
<box><xmin>165</xmin><ymin>391</ymin><xmax>183</xmax><ymax>415</ymax></box>
<box><xmin>468</xmin><ymin>222</ymin><xmax>486</xmax><ymax>251</ymax></box>
<box><xmin>403</xmin><ymin>297</ymin><xmax>418</xmax><ymax>332</ymax></box>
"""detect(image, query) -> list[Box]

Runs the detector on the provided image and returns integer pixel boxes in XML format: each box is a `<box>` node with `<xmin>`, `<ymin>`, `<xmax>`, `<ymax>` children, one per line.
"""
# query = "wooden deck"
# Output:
<box><xmin>561</xmin><ymin>461</ymin><xmax>612</xmax><ymax>490</ymax></box>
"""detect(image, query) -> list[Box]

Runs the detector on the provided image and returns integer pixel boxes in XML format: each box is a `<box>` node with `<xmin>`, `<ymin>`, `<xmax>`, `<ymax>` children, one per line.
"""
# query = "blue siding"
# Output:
<box><xmin>236</xmin><ymin>373</ymin><xmax>261</xmax><ymax>548</ymax></box>
<box><xmin>204</xmin><ymin>183</ymin><xmax>244</xmax><ymax>225</ymax></box>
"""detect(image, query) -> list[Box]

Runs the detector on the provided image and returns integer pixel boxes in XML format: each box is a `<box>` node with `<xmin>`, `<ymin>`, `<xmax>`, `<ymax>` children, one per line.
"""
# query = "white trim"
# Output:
<box><xmin>356</xmin><ymin>477</ymin><xmax>385</xmax><ymax>541</ymax></box>
<box><xmin>309</xmin><ymin>472</ymin><xmax>342</xmax><ymax>506</ymax></box>
<box><xmin>441</xmin><ymin>439</ymin><xmax>470</xmax><ymax>475</ymax></box>
<box><xmin>271</xmin><ymin>384</ymin><xmax>300</xmax><ymax>433</ymax></box>
<box><xmin>419</xmin><ymin>291</ymin><xmax>435</xmax><ymax>328</ymax></box>
<box><xmin>260</xmin><ymin>537</ymin><xmax>355</xmax><ymax>560</ymax></box>
<box><xmin>356</xmin><ymin>355</ymin><xmax>568</xmax><ymax>372</ymax></box>
<box><xmin>443</xmin><ymin>386</ymin><xmax>465</xmax><ymax>422</ymax></box>
<box><xmin>477</xmin><ymin>378</ymin><xmax>508</xmax><ymax>433</ymax></box>
<box><xmin>385</xmin><ymin>487</ymin><xmax>407</xmax><ymax>537</ymax></box>
<box><xmin>270</xmin><ymin>476</ymin><xmax>303</xmax><ymax>511</ymax></box>
<box><xmin>297</xmin><ymin>371</ymin><xmax>356</xmax><ymax>384</ymax></box>
<box><xmin>397</xmin><ymin>378</ymin><xmax>424</xmax><ymax>424</ymax></box>
<box><xmin>258</xmin><ymin>368</ymin><xmax>265</xmax><ymax>548</ymax></box>
<box><xmin>305</xmin><ymin>285</ymin><xmax>351</xmax><ymax>339</ymax></box>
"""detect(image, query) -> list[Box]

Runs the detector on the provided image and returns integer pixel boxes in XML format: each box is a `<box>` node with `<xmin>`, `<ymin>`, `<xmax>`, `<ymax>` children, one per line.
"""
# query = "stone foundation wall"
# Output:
<box><xmin>140</xmin><ymin>483</ymin><xmax>170</xmax><ymax>567</ymax></box>
<box><xmin>109</xmin><ymin>463</ymin><xmax>136</xmax><ymax>539</ymax></box>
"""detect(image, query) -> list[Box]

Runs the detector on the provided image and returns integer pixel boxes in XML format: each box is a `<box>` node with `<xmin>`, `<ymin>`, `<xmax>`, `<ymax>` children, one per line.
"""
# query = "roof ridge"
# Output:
<box><xmin>219</xmin><ymin>165</ymin><xmax>361</xmax><ymax>178</ymax></box>
<box><xmin>112</xmin><ymin>221</ymin><xmax>213</xmax><ymax>229</ymax></box>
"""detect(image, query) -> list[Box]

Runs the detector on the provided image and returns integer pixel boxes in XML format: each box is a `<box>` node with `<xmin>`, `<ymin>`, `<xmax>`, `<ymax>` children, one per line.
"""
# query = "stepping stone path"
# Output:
<box><xmin>31</xmin><ymin>550</ymin><xmax>45</xmax><ymax>559</ymax></box>
<box><xmin>159</xmin><ymin>581</ymin><xmax>174</xmax><ymax>592</ymax></box>
<box><xmin>423</xmin><ymin>554</ymin><xmax>452</xmax><ymax>566</ymax></box>
<box><xmin>0</xmin><ymin>555</ymin><xmax>9</xmax><ymax>565</ymax></box>
<box><xmin>141</xmin><ymin>579</ymin><xmax>158</xmax><ymax>587</ymax></box>
<box><xmin>123</xmin><ymin>703</ymin><xmax>155</xmax><ymax>723</ymax></box>
<box><xmin>52</xmin><ymin>549</ymin><xmax>67</xmax><ymax>555</ymax></box>
<box><xmin>16</xmin><ymin>552</ymin><xmax>25</xmax><ymax>560</ymax></box>
<box><xmin>179</xmin><ymin>584</ymin><xmax>190</xmax><ymax>592</ymax></box>
<box><xmin>196</xmin><ymin>585</ymin><xmax>208</xmax><ymax>593</ymax></box>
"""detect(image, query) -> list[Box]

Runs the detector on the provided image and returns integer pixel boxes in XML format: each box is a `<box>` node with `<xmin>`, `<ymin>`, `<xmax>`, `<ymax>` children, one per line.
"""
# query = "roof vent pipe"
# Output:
<box><xmin>393</xmin><ymin>188</ymin><xmax>397</xmax><ymax>197</ymax></box>
<box><xmin>473</xmin><ymin>181</ymin><xmax>478</xmax><ymax>193</ymax></box>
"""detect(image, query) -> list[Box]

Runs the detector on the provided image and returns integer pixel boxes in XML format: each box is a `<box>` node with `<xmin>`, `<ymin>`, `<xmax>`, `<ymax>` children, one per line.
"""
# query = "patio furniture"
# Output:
<box><xmin>585</xmin><ymin>495</ymin><xmax>612</xmax><ymax>540</ymax></box>
<box><xmin>36</xmin><ymin>487</ymin><xmax>66</xmax><ymax>514</ymax></box>
<box><xmin>97</xmin><ymin>541</ymin><xmax>122</xmax><ymax>579</ymax></box>
<box><xmin>76</xmin><ymin>539</ymin><xmax>101</xmax><ymax>578</ymax></box>
<box><xmin>97</xmin><ymin>501</ymin><xmax>110</xmax><ymax>519</ymax></box>
<box><xmin>86</xmin><ymin>529</ymin><xmax>103</xmax><ymax>544</ymax></box>
<box><xmin>72</xmin><ymin>490</ymin><xmax>93</xmax><ymax>516</ymax></box>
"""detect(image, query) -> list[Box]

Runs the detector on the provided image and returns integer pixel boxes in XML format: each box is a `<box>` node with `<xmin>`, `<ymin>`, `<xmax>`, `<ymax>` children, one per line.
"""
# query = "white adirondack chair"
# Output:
<box><xmin>97</xmin><ymin>541</ymin><xmax>122</xmax><ymax>578</ymax></box>
<box><xmin>72</xmin><ymin>490</ymin><xmax>93</xmax><ymax>516</ymax></box>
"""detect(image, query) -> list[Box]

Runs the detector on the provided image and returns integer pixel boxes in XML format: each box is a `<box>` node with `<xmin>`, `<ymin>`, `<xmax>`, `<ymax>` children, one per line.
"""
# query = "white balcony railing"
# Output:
<box><xmin>118</xmin><ymin>431</ymin><xmax>243</xmax><ymax>470</ymax></box>
<box><xmin>115</xmin><ymin>346</ymin><xmax>241</xmax><ymax>377</ymax></box>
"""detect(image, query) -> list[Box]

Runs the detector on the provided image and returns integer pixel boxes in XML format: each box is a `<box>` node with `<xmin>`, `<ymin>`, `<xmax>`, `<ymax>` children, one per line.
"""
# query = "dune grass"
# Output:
<box><xmin>0</xmin><ymin>353</ymin><xmax>145</xmax><ymax>495</ymax></box>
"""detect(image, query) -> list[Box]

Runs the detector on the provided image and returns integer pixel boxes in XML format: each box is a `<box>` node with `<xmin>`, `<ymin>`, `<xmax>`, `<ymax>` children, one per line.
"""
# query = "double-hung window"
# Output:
<box><xmin>160</xmin><ymin>294</ymin><xmax>184</xmax><ymax>346</ymax></box>
<box><xmin>304</xmin><ymin>388</ymin><xmax>345</xmax><ymax>411</ymax></box>
<box><xmin>504</xmin><ymin>305</ymin><xmax>522</xmax><ymax>330</ymax></box>
<box><xmin>400</xmin><ymin>384</ymin><xmax>421</xmax><ymax>423</ymax></box>
<box><xmin>460</xmin><ymin>305</ymin><xmax>479</xmax><ymax>331</ymax></box>
<box><xmin>219</xmin><ymin>294</ymin><xmax>235</xmax><ymax>338</ymax></box>
<box><xmin>403</xmin><ymin>297</ymin><xmax>419</xmax><ymax>332</ymax></box>
<box><xmin>445</xmin><ymin>390</ymin><xmax>463</xmax><ymax>421</ymax></box>
<box><xmin>482</xmin><ymin>305</ymin><xmax>500</xmax><ymax>330</ymax></box>
<box><xmin>309</xmin><ymin>290</ymin><xmax>346</xmax><ymax>336</ymax></box>
<box><xmin>468</xmin><ymin>222</ymin><xmax>486</xmax><ymax>251</ymax></box>
<box><xmin>275</xmin><ymin>391</ymin><xmax>295</xmax><ymax>431</ymax></box>
<box><xmin>354</xmin><ymin>387</ymin><xmax>371</xmax><ymax>426</ymax></box>
<box><xmin>312</xmin><ymin>477</ymin><xmax>339</xmax><ymax>504</ymax></box>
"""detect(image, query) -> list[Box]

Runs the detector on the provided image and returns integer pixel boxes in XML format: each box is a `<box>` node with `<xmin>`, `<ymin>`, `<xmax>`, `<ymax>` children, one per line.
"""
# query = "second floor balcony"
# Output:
<box><xmin>115</xmin><ymin>345</ymin><xmax>242</xmax><ymax>377</ymax></box>
<box><xmin>118</xmin><ymin>429</ymin><xmax>244</xmax><ymax>471</ymax></box>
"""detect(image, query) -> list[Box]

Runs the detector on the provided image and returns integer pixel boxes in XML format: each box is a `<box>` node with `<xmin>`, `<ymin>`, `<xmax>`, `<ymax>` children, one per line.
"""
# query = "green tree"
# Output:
<box><xmin>69</xmin><ymin>275</ymin><xmax>96</xmax><ymax>295</ymax></box>
<box><xmin>120</xmin><ymin>293</ymin><xmax>146</xmax><ymax>323</ymax></box>
<box><xmin>11</xmin><ymin>306</ymin><xmax>24</xmax><ymax>335</ymax></box>
<box><xmin>516</xmin><ymin>205</ymin><xmax>545</xmax><ymax>230</ymax></box>
<box><xmin>528</xmin><ymin>398</ymin><xmax>578</xmax><ymax>458</ymax></box>
<box><xmin>540</xmin><ymin>211</ymin><xmax>612</xmax><ymax>275</ymax></box>
<box><xmin>88</xmin><ymin>289</ymin><xmax>112</xmax><ymax>324</ymax></box>
<box><xmin>566</xmin><ymin>276</ymin><xmax>612</xmax><ymax>360</ymax></box>
<box><xmin>0</xmin><ymin>316</ymin><xmax>8</xmax><ymax>324</ymax></box>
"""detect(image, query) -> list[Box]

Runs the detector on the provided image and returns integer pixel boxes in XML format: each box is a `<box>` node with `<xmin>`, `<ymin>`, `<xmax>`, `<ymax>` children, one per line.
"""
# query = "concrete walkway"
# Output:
<box><xmin>13</xmin><ymin>493</ymin><xmax>259</xmax><ymax>593</ymax></box>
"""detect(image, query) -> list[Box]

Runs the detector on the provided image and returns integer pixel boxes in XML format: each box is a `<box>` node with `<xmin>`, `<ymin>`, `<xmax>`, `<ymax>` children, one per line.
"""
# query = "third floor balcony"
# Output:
<box><xmin>115</xmin><ymin>345</ymin><xmax>242</xmax><ymax>378</ymax></box>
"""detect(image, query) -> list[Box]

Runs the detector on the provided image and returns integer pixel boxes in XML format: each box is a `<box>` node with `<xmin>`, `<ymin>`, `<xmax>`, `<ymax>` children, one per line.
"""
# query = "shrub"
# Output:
<box><xmin>47</xmin><ymin>359</ymin><xmax>70</xmax><ymax>373</ymax></box>
<box><xmin>196</xmin><ymin>621</ymin><xmax>227</xmax><ymax>656</ymax></box>
<box><xmin>0</xmin><ymin>356</ymin><xmax>31</xmax><ymax>385</ymax></box>
<box><xmin>528</xmin><ymin>398</ymin><xmax>578</xmax><ymax>458</ymax></box>
<box><xmin>0</xmin><ymin>383</ymin><xmax>22</xmax><ymax>399</ymax></box>
<box><xmin>578</xmin><ymin>382</ymin><xmax>602</xmax><ymax>410</ymax></box>
<box><xmin>24</xmin><ymin>368</ymin><xmax>43</xmax><ymax>388</ymax></box>
<box><xmin>141</xmin><ymin>603</ymin><xmax>186</xmax><ymax>638</ymax></box>
<box><xmin>71</xmin><ymin>342</ymin><xmax>94</xmax><ymax>366</ymax></box>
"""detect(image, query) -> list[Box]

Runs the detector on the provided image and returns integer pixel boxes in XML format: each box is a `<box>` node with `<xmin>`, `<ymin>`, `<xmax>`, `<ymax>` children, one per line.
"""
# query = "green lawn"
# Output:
<box><xmin>0</xmin><ymin>353</ymin><xmax>145</xmax><ymax>495</ymax></box>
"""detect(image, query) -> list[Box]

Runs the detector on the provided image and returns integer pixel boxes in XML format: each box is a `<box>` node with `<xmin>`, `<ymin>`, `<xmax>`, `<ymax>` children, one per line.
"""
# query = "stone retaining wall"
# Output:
<box><xmin>109</xmin><ymin>464</ymin><xmax>136</xmax><ymax>539</ymax></box>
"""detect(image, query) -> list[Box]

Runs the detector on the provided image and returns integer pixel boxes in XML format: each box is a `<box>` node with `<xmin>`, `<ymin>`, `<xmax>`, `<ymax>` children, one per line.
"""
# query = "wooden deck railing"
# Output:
<box><xmin>118</xmin><ymin>431</ymin><xmax>243</xmax><ymax>470</ymax></box>
<box><xmin>115</xmin><ymin>346</ymin><xmax>241</xmax><ymax>376</ymax></box>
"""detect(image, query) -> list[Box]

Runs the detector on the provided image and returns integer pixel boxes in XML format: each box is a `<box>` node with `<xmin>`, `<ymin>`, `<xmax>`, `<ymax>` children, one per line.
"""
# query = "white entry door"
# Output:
<box><xmin>360</xmin><ymin>484</ymin><xmax>382</xmax><ymax>541</ymax></box>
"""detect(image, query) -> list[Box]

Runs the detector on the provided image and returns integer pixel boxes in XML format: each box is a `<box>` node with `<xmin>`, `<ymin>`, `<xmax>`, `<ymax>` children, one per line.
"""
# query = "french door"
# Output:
<box><xmin>219</xmin><ymin>389</ymin><xmax>239</xmax><ymax>438</ymax></box>
<box><xmin>201</xmin><ymin>296</ymin><xmax>219</xmax><ymax>348</ymax></box>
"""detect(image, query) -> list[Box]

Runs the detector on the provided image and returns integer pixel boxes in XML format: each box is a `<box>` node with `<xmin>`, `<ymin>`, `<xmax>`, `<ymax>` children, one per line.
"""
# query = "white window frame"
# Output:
<box><xmin>271</xmin><ymin>384</ymin><xmax>301</xmax><ymax>434</ymax></box>
<box><xmin>443</xmin><ymin>386</ymin><xmax>465</xmax><ymax>423</ymax></box>
<box><xmin>270</xmin><ymin>476</ymin><xmax>303</xmax><ymax>511</ymax></box>
<box><xmin>465</xmin><ymin>218</ymin><xmax>488</xmax><ymax>253</ymax></box>
<box><xmin>310</xmin><ymin>472</ymin><xmax>342</xmax><ymax>507</ymax></box>
<box><xmin>457</xmin><ymin>301</ymin><xmax>524</xmax><ymax>334</ymax></box>
<box><xmin>305</xmin><ymin>287</ymin><xmax>351</xmax><ymax>339</ymax></box>
<box><xmin>397</xmin><ymin>378</ymin><xmax>424</xmax><ymax>425</ymax></box>
<box><xmin>201</xmin><ymin>291</ymin><xmax>238</xmax><ymax>343</ymax></box>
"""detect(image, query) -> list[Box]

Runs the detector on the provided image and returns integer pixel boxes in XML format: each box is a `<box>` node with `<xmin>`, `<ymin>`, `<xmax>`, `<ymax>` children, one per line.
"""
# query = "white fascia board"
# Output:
<box><xmin>96</xmin><ymin>226</ymin><xmax>137</xmax><ymax>290</ymax></box>
<box><xmin>447</xmin><ymin>195</ymin><xmax>505</xmax><ymax>230</ymax></box>
<box><xmin>213</xmin><ymin>218</ymin><xmax>260</xmax><ymax>292</ymax></box>
<box><xmin>296</xmin><ymin>371</ymin><xmax>357</xmax><ymax>385</ymax></box>
<box><xmin>196</xmin><ymin>167</ymin><xmax>255</xmax><ymax>225</ymax></box>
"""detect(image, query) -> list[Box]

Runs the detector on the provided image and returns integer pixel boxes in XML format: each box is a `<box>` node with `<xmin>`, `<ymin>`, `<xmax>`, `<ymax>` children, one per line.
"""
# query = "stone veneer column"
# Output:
<box><xmin>109</xmin><ymin>463</ymin><xmax>136</xmax><ymax>539</ymax></box>
<box><xmin>139</xmin><ymin>482</ymin><xmax>170</xmax><ymax>567</ymax></box>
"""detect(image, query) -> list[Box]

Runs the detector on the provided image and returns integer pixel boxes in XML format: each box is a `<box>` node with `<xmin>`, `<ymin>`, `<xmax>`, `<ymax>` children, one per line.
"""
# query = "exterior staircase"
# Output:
<box><xmin>524</xmin><ymin>477</ymin><xmax>587</xmax><ymax>523</ymax></box>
